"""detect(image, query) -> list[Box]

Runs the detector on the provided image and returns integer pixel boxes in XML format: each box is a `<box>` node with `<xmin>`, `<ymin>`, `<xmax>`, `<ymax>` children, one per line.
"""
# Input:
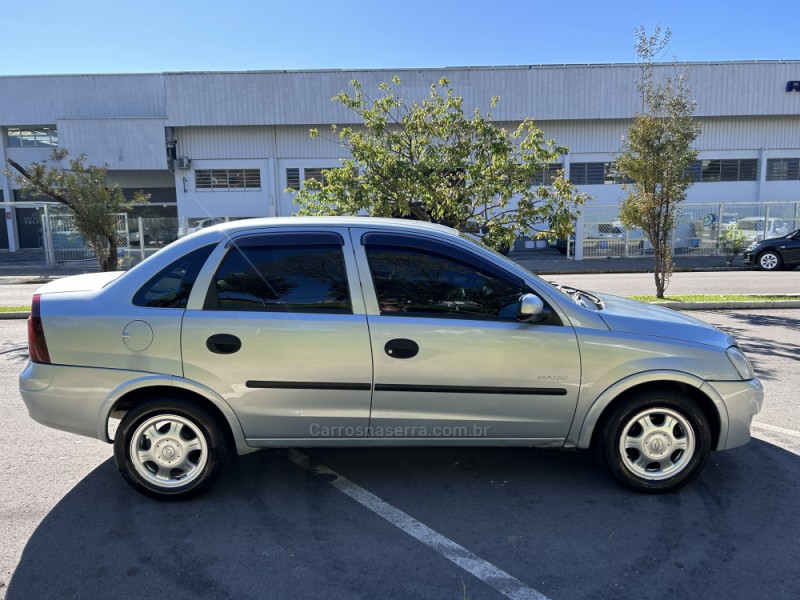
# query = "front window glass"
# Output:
<box><xmin>365</xmin><ymin>245</ymin><xmax>525</xmax><ymax>319</ymax></box>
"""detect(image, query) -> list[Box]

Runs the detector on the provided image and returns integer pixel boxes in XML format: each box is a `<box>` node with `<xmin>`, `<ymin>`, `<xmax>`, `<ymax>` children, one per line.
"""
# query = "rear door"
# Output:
<box><xmin>181</xmin><ymin>229</ymin><xmax>373</xmax><ymax>442</ymax></box>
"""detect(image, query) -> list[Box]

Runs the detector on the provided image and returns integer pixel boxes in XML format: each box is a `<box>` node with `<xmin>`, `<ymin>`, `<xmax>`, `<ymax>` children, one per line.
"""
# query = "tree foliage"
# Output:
<box><xmin>6</xmin><ymin>148</ymin><xmax>148</xmax><ymax>271</ymax></box>
<box><xmin>616</xmin><ymin>26</ymin><xmax>700</xmax><ymax>298</ymax></box>
<box><xmin>292</xmin><ymin>77</ymin><xmax>588</xmax><ymax>250</ymax></box>
<box><xmin>718</xmin><ymin>226</ymin><xmax>747</xmax><ymax>266</ymax></box>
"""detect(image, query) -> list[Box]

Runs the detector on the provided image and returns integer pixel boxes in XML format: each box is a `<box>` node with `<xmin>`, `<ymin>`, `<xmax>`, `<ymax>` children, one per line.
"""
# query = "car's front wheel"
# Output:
<box><xmin>596</xmin><ymin>392</ymin><xmax>712</xmax><ymax>493</ymax></box>
<box><xmin>757</xmin><ymin>250</ymin><xmax>783</xmax><ymax>271</ymax></box>
<box><xmin>114</xmin><ymin>399</ymin><xmax>229</xmax><ymax>500</ymax></box>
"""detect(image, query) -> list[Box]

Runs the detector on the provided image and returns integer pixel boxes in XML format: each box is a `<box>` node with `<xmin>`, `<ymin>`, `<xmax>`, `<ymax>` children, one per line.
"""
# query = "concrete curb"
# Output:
<box><xmin>652</xmin><ymin>301</ymin><xmax>800</xmax><ymax>311</ymax></box>
<box><xmin>0</xmin><ymin>312</ymin><xmax>29</xmax><ymax>320</ymax></box>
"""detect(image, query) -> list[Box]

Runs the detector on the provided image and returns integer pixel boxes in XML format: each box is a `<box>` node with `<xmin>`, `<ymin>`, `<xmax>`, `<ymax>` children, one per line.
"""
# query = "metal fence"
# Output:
<box><xmin>41</xmin><ymin>210</ymin><xmax>182</xmax><ymax>269</ymax></box>
<box><xmin>41</xmin><ymin>207</ymin><xmax>128</xmax><ymax>267</ymax></box>
<box><xmin>575</xmin><ymin>201</ymin><xmax>800</xmax><ymax>259</ymax></box>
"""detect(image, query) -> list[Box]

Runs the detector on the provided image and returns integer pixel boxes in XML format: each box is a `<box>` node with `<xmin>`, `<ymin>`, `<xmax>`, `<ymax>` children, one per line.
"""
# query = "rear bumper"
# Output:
<box><xmin>19</xmin><ymin>361</ymin><xmax>146</xmax><ymax>441</ymax></box>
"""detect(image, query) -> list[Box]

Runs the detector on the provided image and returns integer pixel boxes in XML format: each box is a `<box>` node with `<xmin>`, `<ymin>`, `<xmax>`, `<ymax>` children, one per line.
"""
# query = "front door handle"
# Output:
<box><xmin>384</xmin><ymin>338</ymin><xmax>419</xmax><ymax>359</ymax></box>
<box><xmin>207</xmin><ymin>334</ymin><xmax>242</xmax><ymax>354</ymax></box>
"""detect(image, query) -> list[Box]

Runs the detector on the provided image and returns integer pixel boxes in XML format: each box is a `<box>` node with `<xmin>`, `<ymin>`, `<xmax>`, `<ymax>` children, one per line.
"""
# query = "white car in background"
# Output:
<box><xmin>735</xmin><ymin>217</ymin><xmax>790</xmax><ymax>243</ymax></box>
<box><xmin>185</xmin><ymin>218</ymin><xmax>226</xmax><ymax>236</ymax></box>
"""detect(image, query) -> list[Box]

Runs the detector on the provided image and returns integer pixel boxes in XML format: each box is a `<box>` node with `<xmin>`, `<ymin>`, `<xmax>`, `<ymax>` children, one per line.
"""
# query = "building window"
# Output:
<box><xmin>286</xmin><ymin>168</ymin><xmax>301</xmax><ymax>190</ymax></box>
<box><xmin>570</xmin><ymin>162</ymin><xmax>630</xmax><ymax>185</ymax></box>
<box><xmin>6</xmin><ymin>126</ymin><xmax>58</xmax><ymax>148</ymax></box>
<box><xmin>195</xmin><ymin>169</ymin><xmax>261</xmax><ymax>191</ymax></box>
<box><xmin>686</xmin><ymin>159</ymin><xmax>758</xmax><ymax>182</ymax></box>
<box><xmin>303</xmin><ymin>168</ymin><xmax>326</xmax><ymax>184</ymax></box>
<box><xmin>603</xmin><ymin>163</ymin><xmax>634</xmax><ymax>185</ymax></box>
<box><xmin>766</xmin><ymin>158</ymin><xmax>800</xmax><ymax>181</ymax></box>
<box><xmin>531</xmin><ymin>163</ymin><xmax>563</xmax><ymax>186</ymax></box>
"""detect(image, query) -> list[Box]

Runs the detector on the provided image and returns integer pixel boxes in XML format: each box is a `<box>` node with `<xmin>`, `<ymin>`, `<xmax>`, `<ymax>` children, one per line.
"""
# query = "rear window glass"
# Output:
<box><xmin>133</xmin><ymin>245</ymin><xmax>216</xmax><ymax>308</ymax></box>
<box><xmin>206</xmin><ymin>243</ymin><xmax>351</xmax><ymax>313</ymax></box>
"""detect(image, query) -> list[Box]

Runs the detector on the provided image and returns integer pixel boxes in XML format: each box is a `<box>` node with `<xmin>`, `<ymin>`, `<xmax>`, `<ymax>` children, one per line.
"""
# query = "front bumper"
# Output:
<box><xmin>702</xmin><ymin>378</ymin><xmax>764</xmax><ymax>450</ymax></box>
<box><xmin>742</xmin><ymin>250</ymin><xmax>756</xmax><ymax>266</ymax></box>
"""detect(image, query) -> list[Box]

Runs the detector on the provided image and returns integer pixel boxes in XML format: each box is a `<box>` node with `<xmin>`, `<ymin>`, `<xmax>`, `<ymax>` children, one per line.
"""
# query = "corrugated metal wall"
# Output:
<box><xmin>58</xmin><ymin>118</ymin><xmax>168</xmax><ymax>170</ymax></box>
<box><xmin>162</xmin><ymin>62</ymin><xmax>800</xmax><ymax>126</ymax></box>
<box><xmin>0</xmin><ymin>74</ymin><xmax>166</xmax><ymax>122</ymax></box>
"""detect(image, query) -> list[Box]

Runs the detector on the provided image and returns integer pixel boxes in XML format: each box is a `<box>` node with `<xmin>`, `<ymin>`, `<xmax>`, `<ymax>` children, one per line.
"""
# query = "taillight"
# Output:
<box><xmin>28</xmin><ymin>294</ymin><xmax>51</xmax><ymax>364</ymax></box>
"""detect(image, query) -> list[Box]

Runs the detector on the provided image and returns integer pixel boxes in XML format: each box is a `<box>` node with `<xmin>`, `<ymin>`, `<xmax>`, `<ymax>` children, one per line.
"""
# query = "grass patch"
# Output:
<box><xmin>629</xmin><ymin>294</ymin><xmax>800</xmax><ymax>303</ymax></box>
<box><xmin>0</xmin><ymin>305</ymin><xmax>30</xmax><ymax>313</ymax></box>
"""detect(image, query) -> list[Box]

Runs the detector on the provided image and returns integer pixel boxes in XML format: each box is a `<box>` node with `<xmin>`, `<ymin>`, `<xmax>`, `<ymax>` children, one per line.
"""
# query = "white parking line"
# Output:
<box><xmin>752</xmin><ymin>422</ymin><xmax>800</xmax><ymax>456</ymax></box>
<box><xmin>284</xmin><ymin>449</ymin><xmax>549</xmax><ymax>600</ymax></box>
<box><xmin>752</xmin><ymin>422</ymin><xmax>800</xmax><ymax>439</ymax></box>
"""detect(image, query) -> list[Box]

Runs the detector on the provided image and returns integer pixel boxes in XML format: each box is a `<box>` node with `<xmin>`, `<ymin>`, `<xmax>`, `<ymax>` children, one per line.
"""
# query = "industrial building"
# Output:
<box><xmin>2</xmin><ymin>62</ymin><xmax>799</xmax><ymax>253</ymax></box>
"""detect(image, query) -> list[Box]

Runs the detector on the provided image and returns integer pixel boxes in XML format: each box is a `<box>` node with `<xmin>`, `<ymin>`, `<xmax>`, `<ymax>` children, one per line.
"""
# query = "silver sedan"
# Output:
<box><xmin>20</xmin><ymin>217</ymin><xmax>762</xmax><ymax>500</ymax></box>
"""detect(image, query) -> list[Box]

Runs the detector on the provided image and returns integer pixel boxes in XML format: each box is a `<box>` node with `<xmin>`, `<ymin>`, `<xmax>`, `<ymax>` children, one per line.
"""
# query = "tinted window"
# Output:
<box><xmin>365</xmin><ymin>245</ymin><xmax>525</xmax><ymax>320</ymax></box>
<box><xmin>208</xmin><ymin>243</ymin><xmax>351</xmax><ymax>313</ymax></box>
<box><xmin>133</xmin><ymin>244</ymin><xmax>215</xmax><ymax>308</ymax></box>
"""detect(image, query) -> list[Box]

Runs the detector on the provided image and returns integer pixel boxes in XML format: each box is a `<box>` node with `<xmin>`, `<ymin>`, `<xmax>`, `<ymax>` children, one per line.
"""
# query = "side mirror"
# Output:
<box><xmin>517</xmin><ymin>293</ymin><xmax>545</xmax><ymax>322</ymax></box>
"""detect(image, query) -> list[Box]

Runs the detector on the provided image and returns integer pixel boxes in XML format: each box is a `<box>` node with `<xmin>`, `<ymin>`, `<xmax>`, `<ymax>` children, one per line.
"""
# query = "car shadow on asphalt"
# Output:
<box><xmin>0</xmin><ymin>343</ymin><xmax>28</xmax><ymax>365</ymax></box>
<box><xmin>6</xmin><ymin>441</ymin><xmax>800</xmax><ymax>600</ymax></box>
<box><xmin>704</xmin><ymin>312</ymin><xmax>800</xmax><ymax>381</ymax></box>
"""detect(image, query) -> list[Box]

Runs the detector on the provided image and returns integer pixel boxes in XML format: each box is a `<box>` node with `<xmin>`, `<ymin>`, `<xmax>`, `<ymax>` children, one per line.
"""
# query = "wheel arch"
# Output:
<box><xmin>577</xmin><ymin>373</ymin><xmax>724</xmax><ymax>451</ymax></box>
<box><xmin>97</xmin><ymin>376</ymin><xmax>253</xmax><ymax>456</ymax></box>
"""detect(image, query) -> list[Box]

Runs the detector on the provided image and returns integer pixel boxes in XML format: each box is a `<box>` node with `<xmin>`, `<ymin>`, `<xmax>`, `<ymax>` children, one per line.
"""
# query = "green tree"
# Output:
<box><xmin>292</xmin><ymin>77</ymin><xmax>589</xmax><ymax>251</ymax></box>
<box><xmin>616</xmin><ymin>26</ymin><xmax>700</xmax><ymax>298</ymax></box>
<box><xmin>6</xmin><ymin>148</ymin><xmax>149</xmax><ymax>271</ymax></box>
<box><xmin>718</xmin><ymin>226</ymin><xmax>747</xmax><ymax>266</ymax></box>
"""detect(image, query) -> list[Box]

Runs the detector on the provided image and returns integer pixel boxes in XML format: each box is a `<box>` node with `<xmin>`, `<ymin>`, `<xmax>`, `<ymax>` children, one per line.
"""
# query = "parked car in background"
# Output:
<box><xmin>128</xmin><ymin>229</ymin><xmax>152</xmax><ymax>246</ymax></box>
<box><xmin>20</xmin><ymin>217</ymin><xmax>762</xmax><ymax>500</ymax></box>
<box><xmin>186</xmin><ymin>218</ymin><xmax>225</xmax><ymax>235</ymax></box>
<box><xmin>735</xmin><ymin>217</ymin><xmax>791</xmax><ymax>243</ymax></box>
<box><xmin>743</xmin><ymin>228</ymin><xmax>800</xmax><ymax>270</ymax></box>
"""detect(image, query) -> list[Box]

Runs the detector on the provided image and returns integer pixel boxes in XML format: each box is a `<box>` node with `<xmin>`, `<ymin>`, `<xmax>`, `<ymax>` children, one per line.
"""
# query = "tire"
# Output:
<box><xmin>757</xmin><ymin>250</ymin><xmax>783</xmax><ymax>271</ymax></box>
<box><xmin>594</xmin><ymin>391</ymin><xmax>712</xmax><ymax>493</ymax></box>
<box><xmin>114</xmin><ymin>399</ymin><xmax>229</xmax><ymax>501</ymax></box>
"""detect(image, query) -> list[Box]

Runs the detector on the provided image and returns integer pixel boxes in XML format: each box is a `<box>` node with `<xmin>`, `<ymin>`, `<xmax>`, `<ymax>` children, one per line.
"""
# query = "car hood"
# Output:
<box><xmin>594</xmin><ymin>293</ymin><xmax>735</xmax><ymax>349</ymax></box>
<box><xmin>35</xmin><ymin>271</ymin><xmax>125</xmax><ymax>295</ymax></box>
<box><xmin>750</xmin><ymin>233</ymin><xmax>792</xmax><ymax>246</ymax></box>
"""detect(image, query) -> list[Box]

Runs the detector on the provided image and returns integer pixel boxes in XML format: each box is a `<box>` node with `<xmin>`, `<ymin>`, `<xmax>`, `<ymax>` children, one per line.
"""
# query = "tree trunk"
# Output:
<box><xmin>102</xmin><ymin>235</ymin><xmax>119</xmax><ymax>272</ymax></box>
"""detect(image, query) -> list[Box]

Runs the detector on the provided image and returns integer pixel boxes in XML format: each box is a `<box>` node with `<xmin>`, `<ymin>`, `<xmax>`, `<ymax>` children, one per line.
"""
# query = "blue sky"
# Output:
<box><xmin>4</xmin><ymin>0</ymin><xmax>798</xmax><ymax>75</ymax></box>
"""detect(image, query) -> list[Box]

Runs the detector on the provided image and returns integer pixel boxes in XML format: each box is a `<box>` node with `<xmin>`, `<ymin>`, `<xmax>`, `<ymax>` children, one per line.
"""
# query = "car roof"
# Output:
<box><xmin>202</xmin><ymin>216</ymin><xmax>459</xmax><ymax>236</ymax></box>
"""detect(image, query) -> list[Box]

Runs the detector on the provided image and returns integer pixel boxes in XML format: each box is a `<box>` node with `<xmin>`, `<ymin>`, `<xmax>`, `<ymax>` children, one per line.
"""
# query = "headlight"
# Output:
<box><xmin>746</xmin><ymin>242</ymin><xmax>758</xmax><ymax>252</ymax></box>
<box><xmin>726</xmin><ymin>346</ymin><xmax>755</xmax><ymax>380</ymax></box>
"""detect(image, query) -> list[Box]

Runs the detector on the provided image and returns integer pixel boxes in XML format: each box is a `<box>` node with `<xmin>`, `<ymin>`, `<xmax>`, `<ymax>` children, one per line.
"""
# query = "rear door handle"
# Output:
<box><xmin>384</xmin><ymin>338</ymin><xmax>419</xmax><ymax>359</ymax></box>
<box><xmin>207</xmin><ymin>334</ymin><xmax>242</xmax><ymax>354</ymax></box>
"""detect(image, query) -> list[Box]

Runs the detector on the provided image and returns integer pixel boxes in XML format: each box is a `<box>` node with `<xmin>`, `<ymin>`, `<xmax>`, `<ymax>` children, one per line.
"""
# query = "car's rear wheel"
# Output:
<box><xmin>757</xmin><ymin>250</ymin><xmax>783</xmax><ymax>271</ymax></box>
<box><xmin>114</xmin><ymin>399</ymin><xmax>229</xmax><ymax>501</ymax></box>
<box><xmin>595</xmin><ymin>391</ymin><xmax>711</xmax><ymax>493</ymax></box>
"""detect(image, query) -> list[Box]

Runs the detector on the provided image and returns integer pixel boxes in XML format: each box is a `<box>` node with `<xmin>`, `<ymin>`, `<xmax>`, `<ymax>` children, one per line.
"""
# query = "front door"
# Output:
<box><xmin>358</xmin><ymin>232</ymin><xmax>581</xmax><ymax>442</ymax></box>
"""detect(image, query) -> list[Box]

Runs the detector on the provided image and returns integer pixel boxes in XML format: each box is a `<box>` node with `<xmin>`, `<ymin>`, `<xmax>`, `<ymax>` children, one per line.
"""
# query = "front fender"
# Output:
<box><xmin>96</xmin><ymin>375</ymin><xmax>254</xmax><ymax>455</ymax></box>
<box><xmin>570</xmin><ymin>370</ymin><xmax>728</xmax><ymax>450</ymax></box>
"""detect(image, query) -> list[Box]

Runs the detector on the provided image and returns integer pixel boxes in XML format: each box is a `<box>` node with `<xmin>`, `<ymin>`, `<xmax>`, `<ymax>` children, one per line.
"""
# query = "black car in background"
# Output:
<box><xmin>743</xmin><ymin>229</ymin><xmax>800</xmax><ymax>271</ymax></box>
